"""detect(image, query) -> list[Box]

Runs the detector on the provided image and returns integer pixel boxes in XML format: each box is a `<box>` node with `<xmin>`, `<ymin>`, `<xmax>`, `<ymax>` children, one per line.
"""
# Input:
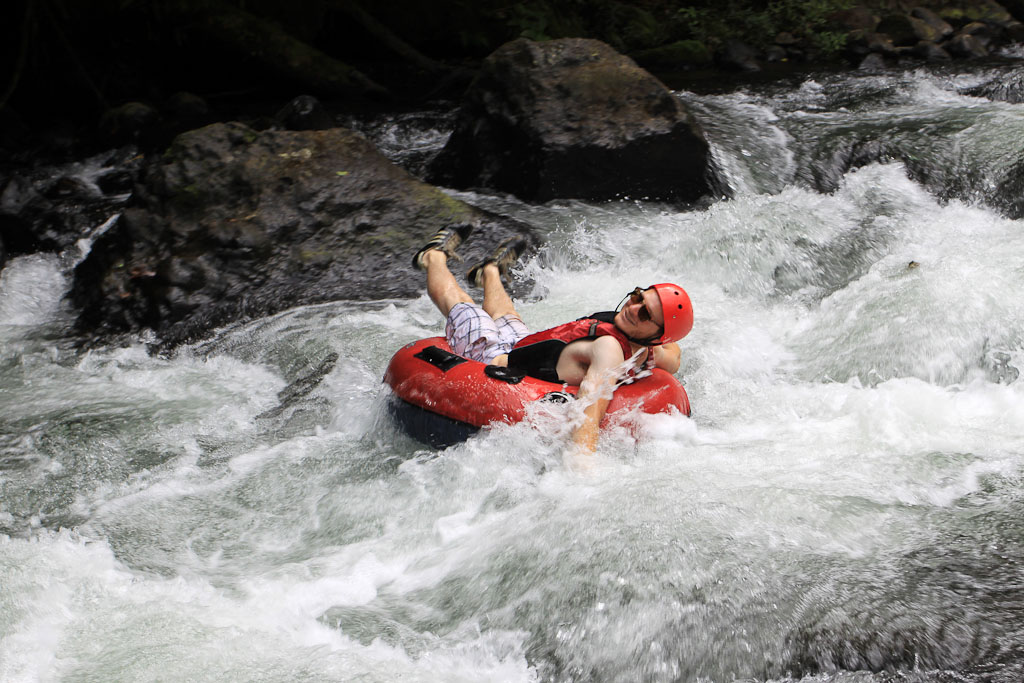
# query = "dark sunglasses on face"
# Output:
<box><xmin>628</xmin><ymin>287</ymin><xmax>655</xmax><ymax>323</ymax></box>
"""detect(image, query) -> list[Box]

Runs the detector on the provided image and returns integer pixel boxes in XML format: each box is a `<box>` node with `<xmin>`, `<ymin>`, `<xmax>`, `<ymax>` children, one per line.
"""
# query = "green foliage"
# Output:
<box><xmin>810</xmin><ymin>28</ymin><xmax>850</xmax><ymax>54</ymax></box>
<box><xmin>674</xmin><ymin>0</ymin><xmax>854</xmax><ymax>56</ymax></box>
<box><xmin>508</xmin><ymin>3</ymin><xmax>556</xmax><ymax>41</ymax></box>
<box><xmin>632</xmin><ymin>39</ymin><xmax>712</xmax><ymax>66</ymax></box>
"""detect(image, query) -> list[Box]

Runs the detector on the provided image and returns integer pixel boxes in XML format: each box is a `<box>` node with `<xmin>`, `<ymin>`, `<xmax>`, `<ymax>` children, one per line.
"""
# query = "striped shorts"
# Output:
<box><xmin>445</xmin><ymin>302</ymin><xmax>530</xmax><ymax>364</ymax></box>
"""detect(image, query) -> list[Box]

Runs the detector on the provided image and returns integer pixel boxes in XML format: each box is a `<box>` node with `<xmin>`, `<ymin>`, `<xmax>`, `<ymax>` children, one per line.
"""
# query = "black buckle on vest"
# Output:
<box><xmin>485</xmin><ymin>364</ymin><xmax>526</xmax><ymax>384</ymax></box>
<box><xmin>414</xmin><ymin>346</ymin><xmax>469</xmax><ymax>372</ymax></box>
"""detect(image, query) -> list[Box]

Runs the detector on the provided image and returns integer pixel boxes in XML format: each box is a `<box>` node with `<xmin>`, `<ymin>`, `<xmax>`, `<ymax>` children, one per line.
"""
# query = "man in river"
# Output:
<box><xmin>413</xmin><ymin>224</ymin><xmax>693</xmax><ymax>456</ymax></box>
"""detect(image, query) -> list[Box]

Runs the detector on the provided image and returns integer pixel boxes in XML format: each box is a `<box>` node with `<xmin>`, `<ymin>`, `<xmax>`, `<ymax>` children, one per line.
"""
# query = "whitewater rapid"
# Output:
<box><xmin>2</xmin><ymin>65</ymin><xmax>1024</xmax><ymax>682</ymax></box>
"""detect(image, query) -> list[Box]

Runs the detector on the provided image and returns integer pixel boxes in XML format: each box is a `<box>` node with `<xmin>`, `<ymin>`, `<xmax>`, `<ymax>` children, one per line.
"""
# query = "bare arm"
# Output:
<box><xmin>649</xmin><ymin>342</ymin><xmax>681</xmax><ymax>374</ymax></box>
<box><xmin>570</xmin><ymin>336</ymin><xmax>626</xmax><ymax>452</ymax></box>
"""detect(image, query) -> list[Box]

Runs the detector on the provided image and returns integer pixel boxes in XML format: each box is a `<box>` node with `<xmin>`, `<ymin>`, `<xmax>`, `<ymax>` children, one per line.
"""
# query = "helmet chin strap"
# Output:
<box><xmin>625</xmin><ymin>331</ymin><xmax>664</xmax><ymax>347</ymax></box>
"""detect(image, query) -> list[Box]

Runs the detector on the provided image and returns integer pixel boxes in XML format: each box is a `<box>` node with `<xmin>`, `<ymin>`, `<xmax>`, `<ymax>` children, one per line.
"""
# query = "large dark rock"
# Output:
<box><xmin>876</xmin><ymin>14</ymin><xmax>919</xmax><ymax>45</ymax></box>
<box><xmin>72</xmin><ymin>122</ymin><xmax>536</xmax><ymax>347</ymax></box>
<box><xmin>428</xmin><ymin>38</ymin><xmax>712</xmax><ymax>203</ymax></box>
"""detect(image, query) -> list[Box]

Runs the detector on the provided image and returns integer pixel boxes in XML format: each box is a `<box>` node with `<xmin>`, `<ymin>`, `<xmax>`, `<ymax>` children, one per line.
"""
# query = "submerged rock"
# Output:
<box><xmin>72</xmin><ymin>122</ymin><xmax>536</xmax><ymax>347</ymax></box>
<box><xmin>963</xmin><ymin>70</ymin><xmax>1024</xmax><ymax>102</ymax></box>
<box><xmin>858</xmin><ymin>52</ymin><xmax>889</xmax><ymax>70</ymax></box>
<box><xmin>429</xmin><ymin>38</ymin><xmax>713</xmax><ymax>203</ymax></box>
<box><xmin>994</xmin><ymin>156</ymin><xmax>1024</xmax><ymax>219</ymax></box>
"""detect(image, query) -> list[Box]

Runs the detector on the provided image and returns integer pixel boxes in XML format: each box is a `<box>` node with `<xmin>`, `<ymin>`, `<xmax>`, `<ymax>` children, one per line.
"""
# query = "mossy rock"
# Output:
<box><xmin>72</xmin><ymin>122</ymin><xmax>538</xmax><ymax>346</ymax></box>
<box><xmin>936</xmin><ymin>0</ymin><xmax>1015</xmax><ymax>25</ymax></box>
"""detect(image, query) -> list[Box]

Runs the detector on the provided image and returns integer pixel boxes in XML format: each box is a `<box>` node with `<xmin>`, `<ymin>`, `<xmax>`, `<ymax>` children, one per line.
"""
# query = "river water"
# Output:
<box><xmin>2</xmin><ymin>63</ymin><xmax>1024</xmax><ymax>682</ymax></box>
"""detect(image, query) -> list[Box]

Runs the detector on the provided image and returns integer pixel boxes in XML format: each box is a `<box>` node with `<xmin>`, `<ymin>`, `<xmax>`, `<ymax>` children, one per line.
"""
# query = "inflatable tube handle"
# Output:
<box><xmin>484</xmin><ymin>365</ymin><xmax>526</xmax><ymax>384</ymax></box>
<box><xmin>414</xmin><ymin>346</ymin><xmax>468</xmax><ymax>372</ymax></box>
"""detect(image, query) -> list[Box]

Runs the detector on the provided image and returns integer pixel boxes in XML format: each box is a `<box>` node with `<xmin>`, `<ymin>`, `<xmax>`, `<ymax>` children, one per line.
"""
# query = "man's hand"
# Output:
<box><xmin>649</xmin><ymin>342</ymin><xmax>681</xmax><ymax>373</ymax></box>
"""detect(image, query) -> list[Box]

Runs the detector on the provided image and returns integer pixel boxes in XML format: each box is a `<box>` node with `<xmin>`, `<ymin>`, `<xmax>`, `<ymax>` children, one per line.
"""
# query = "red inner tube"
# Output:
<box><xmin>384</xmin><ymin>337</ymin><xmax>690</xmax><ymax>429</ymax></box>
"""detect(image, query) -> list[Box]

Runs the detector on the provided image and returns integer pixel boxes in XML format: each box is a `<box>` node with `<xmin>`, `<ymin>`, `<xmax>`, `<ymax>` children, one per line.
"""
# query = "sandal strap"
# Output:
<box><xmin>412</xmin><ymin>223</ymin><xmax>473</xmax><ymax>270</ymax></box>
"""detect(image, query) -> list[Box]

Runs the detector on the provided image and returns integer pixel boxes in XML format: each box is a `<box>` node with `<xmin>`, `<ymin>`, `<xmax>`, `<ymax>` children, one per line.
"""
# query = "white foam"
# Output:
<box><xmin>0</xmin><ymin>254</ymin><xmax>67</xmax><ymax>328</ymax></box>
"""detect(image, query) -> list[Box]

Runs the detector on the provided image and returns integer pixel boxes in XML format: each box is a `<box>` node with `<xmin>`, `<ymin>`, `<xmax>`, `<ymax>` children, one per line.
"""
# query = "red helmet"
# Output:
<box><xmin>649</xmin><ymin>283</ymin><xmax>693</xmax><ymax>344</ymax></box>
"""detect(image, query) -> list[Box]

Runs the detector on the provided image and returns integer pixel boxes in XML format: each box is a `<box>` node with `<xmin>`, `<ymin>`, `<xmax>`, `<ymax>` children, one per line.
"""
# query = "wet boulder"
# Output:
<box><xmin>847</xmin><ymin>30</ymin><xmax>897</xmax><ymax>57</ymax></box>
<box><xmin>956</xmin><ymin>21</ymin><xmax>1001</xmax><ymax>49</ymax></box>
<box><xmin>910</xmin><ymin>8</ymin><xmax>955</xmax><ymax>41</ymax></box>
<box><xmin>428</xmin><ymin>38</ymin><xmax>712</xmax><ymax>203</ymax></box>
<box><xmin>962</xmin><ymin>70</ymin><xmax>1024</xmax><ymax>102</ymax></box>
<box><xmin>994</xmin><ymin>157</ymin><xmax>1024</xmax><ymax>219</ymax></box>
<box><xmin>876</xmin><ymin>14</ymin><xmax>919</xmax><ymax>45</ymax></box>
<box><xmin>72</xmin><ymin>122</ymin><xmax>536</xmax><ymax>347</ymax></box>
<box><xmin>942</xmin><ymin>0</ymin><xmax>1016</xmax><ymax>25</ymax></box>
<box><xmin>0</xmin><ymin>149</ymin><xmax>140</xmax><ymax>258</ymax></box>
<box><xmin>946</xmin><ymin>32</ymin><xmax>990</xmax><ymax>57</ymax></box>
<box><xmin>858</xmin><ymin>52</ymin><xmax>889</xmax><ymax>70</ymax></box>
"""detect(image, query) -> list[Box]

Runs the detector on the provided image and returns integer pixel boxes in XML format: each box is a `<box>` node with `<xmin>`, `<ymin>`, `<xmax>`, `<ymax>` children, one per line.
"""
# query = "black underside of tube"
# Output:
<box><xmin>387</xmin><ymin>396</ymin><xmax>479</xmax><ymax>449</ymax></box>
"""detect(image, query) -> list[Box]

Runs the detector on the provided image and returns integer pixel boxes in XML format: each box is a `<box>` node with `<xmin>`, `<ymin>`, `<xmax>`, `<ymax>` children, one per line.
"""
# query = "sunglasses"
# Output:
<box><xmin>627</xmin><ymin>287</ymin><xmax>657</xmax><ymax>324</ymax></box>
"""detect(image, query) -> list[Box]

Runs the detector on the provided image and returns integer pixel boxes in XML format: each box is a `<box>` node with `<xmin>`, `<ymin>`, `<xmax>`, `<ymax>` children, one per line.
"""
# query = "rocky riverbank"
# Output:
<box><xmin>4</xmin><ymin>1</ymin><xmax>1024</xmax><ymax>157</ymax></box>
<box><xmin>2</xmin><ymin>0</ymin><xmax>1024</xmax><ymax>347</ymax></box>
<box><xmin>62</xmin><ymin>37</ymin><xmax>718</xmax><ymax>347</ymax></box>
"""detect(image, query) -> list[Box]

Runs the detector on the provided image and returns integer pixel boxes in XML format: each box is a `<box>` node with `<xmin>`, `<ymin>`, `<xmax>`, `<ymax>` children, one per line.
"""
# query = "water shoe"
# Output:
<box><xmin>466</xmin><ymin>236</ymin><xmax>527</xmax><ymax>287</ymax></box>
<box><xmin>412</xmin><ymin>223</ymin><xmax>474</xmax><ymax>270</ymax></box>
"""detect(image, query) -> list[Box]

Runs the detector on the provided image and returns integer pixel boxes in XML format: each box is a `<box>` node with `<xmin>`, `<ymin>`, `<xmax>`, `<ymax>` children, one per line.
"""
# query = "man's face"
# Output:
<box><xmin>614</xmin><ymin>287</ymin><xmax>664</xmax><ymax>342</ymax></box>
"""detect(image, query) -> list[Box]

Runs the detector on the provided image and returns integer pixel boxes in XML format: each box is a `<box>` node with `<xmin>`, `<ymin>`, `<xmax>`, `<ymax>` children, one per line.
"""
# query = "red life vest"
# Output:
<box><xmin>512</xmin><ymin>318</ymin><xmax>634</xmax><ymax>360</ymax></box>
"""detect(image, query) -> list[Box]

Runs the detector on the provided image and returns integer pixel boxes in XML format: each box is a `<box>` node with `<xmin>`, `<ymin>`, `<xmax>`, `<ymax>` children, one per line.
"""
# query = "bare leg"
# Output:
<box><xmin>424</xmin><ymin>250</ymin><xmax>474</xmax><ymax>317</ymax></box>
<box><xmin>480</xmin><ymin>263</ymin><xmax>520</xmax><ymax>319</ymax></box>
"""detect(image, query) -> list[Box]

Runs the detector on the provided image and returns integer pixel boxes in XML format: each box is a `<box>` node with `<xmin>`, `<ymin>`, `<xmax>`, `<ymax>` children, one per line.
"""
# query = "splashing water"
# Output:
<box><xmin>2</xmin><ymin>65</ymin><xmax>1024</xmax><ymax>682</ymax></box>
